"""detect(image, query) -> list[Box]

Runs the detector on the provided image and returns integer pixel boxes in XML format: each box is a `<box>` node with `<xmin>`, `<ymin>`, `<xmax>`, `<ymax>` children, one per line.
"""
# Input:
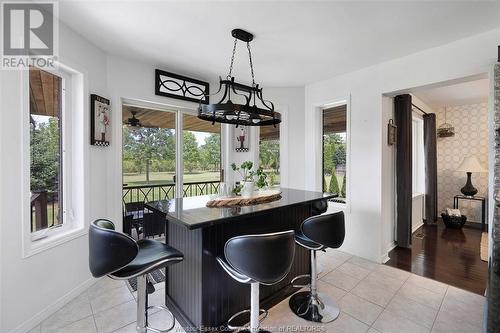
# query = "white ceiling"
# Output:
<box><xmin>413</xmin><ymin>78</ymin><xmax>489</xmax><ymax>109</ymax></box>
<box><xmin>59</xmin><ymin>1</ymin><xmax>500</xmax><ymax>87</ymax></box>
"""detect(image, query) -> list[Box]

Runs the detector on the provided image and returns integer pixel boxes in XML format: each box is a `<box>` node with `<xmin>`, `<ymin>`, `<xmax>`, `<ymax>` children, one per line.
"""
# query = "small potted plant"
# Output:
<box><xmin>231</xmin><ymin>161</ymin><xmax>268</xmax><ymax>196</ymax></box>
<box><xmin>232</xmin><ymin>161</ymin><xmax>255</xmax><ymax>197</ymax></box>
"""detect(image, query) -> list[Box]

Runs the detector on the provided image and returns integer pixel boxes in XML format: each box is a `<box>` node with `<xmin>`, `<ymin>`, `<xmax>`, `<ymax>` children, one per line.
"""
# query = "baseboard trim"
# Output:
<box><xmin>381</xmin><ymin>241</ymin><xmax>397</xmax><ymax>263</ymax></box>
<box><xmin>412</xmin><ymin>221</ymin><xmax>424</xmax><ymax>234</ymax></box>
<box><xmin>9</xmin><ymin>277</ymin><xmax>97</xmax><ymax>333</ymax></box>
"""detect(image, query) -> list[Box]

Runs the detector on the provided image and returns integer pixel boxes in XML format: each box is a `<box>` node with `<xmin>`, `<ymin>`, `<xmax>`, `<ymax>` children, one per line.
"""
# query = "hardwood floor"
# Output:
<box><xmin>385</xmin><ymin>222</ymin><xmax>488</xmax><ymax>295</ymax></box>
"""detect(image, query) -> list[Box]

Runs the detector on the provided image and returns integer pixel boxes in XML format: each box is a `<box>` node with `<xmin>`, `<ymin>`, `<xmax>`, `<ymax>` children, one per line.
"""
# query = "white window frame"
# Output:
<box><xmin>319</xmin><ymin>97</ymin><xmax>351</xmax><ymax>212</ymax></box>
<box><xmin>256</xmin><ymin>107</ymin><xmax>288</xmax><ymax>187</ymax></box>
<box><xmin>22</xmin><ymin>62</ymin><xmax>87</xmax><ymax>257</ymax></box>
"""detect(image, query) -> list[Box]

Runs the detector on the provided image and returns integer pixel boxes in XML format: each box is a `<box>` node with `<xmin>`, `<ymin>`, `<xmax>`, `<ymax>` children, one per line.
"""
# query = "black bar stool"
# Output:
<box><xmin>217</xmin><ymin>230</ymin><xmax>296</xmax><ymax>333</ymax></box>
<box><xmin>311</xmin><ymin>199</ymin><xmax>328</xmax><ymax>216</ymax></box>
<box><xmin>289</xmin><ymin>211</ymin><xmax>345</xmax><ymax>323</ymax></box>
<box><xmin>89</xmin><ymin>219</ymin><xmax>184</xmax><ymax>333</ymax></box>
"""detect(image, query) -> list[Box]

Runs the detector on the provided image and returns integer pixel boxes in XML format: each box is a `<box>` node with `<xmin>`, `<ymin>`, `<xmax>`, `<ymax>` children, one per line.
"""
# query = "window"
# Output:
<box><xmin>182</xmin><ymin>114</ymin><xmax>221</xmax><ymax>197</ymax></box>
<box><xmin>121</xmin><ymin>106</ymin><xmax>224</xmax><ymax>230</ymax></box>
<box><xmin>29</xmin><ymin>67</ymin><xmax>63</xmax><ymax>233</ymax></box>
<box><xmin>122</xmin><ymin>106</ymin><xmax>177</xmax><ymax>203</ymax></box>
<box><xmin>259</xmin><ymin>124</ymin><xmax>280</xmax><ymax>187</ymax></box>
<box><xmin>25</xmin><ymin>63</ymin><xmax>85</xmax><ymax>255</ymax></box>
<box><xmin>322</xmin><ymin>104</ymin><xmax>348</xmax><ymax>203</ymax></box>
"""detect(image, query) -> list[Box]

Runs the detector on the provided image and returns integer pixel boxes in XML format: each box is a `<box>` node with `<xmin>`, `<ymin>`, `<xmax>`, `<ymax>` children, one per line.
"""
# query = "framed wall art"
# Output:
<box><xmin>155</xmin><ymin>69</ymin><xmax>209</xmax><ymax>104</ymax></box>
<box><xmin>235</xmin><ymin>126</ymin><xmax>249</xmax><ymax>152</ymax></box>
<box><xmin>90</xmin><ymin>94</ymin><xmax>111</xmax><ymax>146</ymax></box>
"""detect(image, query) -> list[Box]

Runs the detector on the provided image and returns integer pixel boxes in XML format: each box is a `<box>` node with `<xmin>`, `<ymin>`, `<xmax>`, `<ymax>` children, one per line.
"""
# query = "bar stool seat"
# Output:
<box><xmin>89</xmin><ymin>219</ymin><xmax>184</xmax><ymax>333</ymax></box>
<box><xmin>112</xmin><ymin>239</ymin><xmax>183</xmax><ymax>279</ymax></box>
<box><xmin>289</xmin><ymin>211</ymin><xmax>345</xmax><ymax>323</ymax></box>
<box><xmin>217</xmin><ymin>230</ymin><xmax>296</xmax><ymax>333</ymax></box>
<box><xmin>295</xmin><ymin>232</ymin><xmax>324</xmax><ymax>251</ymax></box>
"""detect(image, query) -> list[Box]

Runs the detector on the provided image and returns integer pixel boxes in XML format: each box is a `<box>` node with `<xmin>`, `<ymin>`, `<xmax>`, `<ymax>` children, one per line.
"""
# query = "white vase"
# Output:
<box><xmin>241</xmin><ymin>181</ymin><xmax>255</xmax><ymax>197</ymax></box>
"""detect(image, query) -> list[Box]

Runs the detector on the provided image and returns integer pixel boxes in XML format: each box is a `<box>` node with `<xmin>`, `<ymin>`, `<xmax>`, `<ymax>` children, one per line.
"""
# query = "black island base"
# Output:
<box><xmin>145</xmin><ymin>188</ymin><xmax>335</xmax><ymax>333</ymax></box>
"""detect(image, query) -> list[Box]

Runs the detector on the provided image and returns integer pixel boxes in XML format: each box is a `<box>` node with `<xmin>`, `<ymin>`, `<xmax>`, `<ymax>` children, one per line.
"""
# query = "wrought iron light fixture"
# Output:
<box><xmin>198</xmin><ymin>29</ymin><xmax>281</xmax><ymax>127</ymax></box>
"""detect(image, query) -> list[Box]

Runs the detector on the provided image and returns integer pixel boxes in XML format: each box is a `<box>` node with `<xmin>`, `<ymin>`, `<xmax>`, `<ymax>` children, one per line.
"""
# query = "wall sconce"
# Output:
<box><xmin>387</xmin><ymin>119</ymin><xmax>397</xmax><ymax>145</ymax></box>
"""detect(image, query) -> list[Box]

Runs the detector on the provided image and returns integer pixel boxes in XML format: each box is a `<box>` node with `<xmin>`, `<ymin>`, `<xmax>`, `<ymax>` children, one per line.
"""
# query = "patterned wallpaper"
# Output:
<box><xmin>436</xmin><ymin>102</ymin><xmax>488</xmax><ymax>223</ymax></box>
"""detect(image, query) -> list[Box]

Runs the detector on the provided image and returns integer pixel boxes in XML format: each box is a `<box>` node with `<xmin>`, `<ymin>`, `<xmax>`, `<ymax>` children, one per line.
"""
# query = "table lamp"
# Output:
<box><xmin>456</xmin><ymin>156</ymin><xmax>486</xmax><ymax>196</ymax></box>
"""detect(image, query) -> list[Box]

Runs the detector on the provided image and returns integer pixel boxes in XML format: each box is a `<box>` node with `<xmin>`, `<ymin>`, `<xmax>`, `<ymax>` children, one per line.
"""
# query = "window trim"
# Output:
<box><xmin>22</xmin><ymin>61</ymin><xmax>88</xmax><ymax>258</ymax></box>
<box><xmin>318</xmin><ymin>96</ymin><xmax>351</xmax><ymax>213</ymax></box>
<box><xmin>256</xmin><ymin>110</ymin><xmax>284</xmax><ymax>187</ymax></box>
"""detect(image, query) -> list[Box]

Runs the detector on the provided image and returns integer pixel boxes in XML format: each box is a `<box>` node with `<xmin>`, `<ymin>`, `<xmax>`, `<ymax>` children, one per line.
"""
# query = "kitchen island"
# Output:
<box><xmin>145</xmin><ymin>188</ymin><xmax>335</xmax><ymax>332</ymax></box>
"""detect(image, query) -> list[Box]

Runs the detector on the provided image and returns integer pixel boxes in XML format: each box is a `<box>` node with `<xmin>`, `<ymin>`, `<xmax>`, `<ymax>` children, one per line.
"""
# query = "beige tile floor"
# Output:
<box><xmin>29</xmin><ymin>249</ymin><xmax>485</xmax><ymax>333</ymax></box>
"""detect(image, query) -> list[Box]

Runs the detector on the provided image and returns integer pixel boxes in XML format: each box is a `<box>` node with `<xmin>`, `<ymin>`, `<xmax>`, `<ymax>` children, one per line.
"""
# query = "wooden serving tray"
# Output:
<box><xmin>206</xmin><ymin>190</ymin><xmax>282</xmax><ymax>207</ymax></box>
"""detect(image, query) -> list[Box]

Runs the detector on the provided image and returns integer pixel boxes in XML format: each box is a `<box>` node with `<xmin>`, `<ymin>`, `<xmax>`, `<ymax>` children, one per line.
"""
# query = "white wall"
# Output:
<box><xmin>304</xmin><ymin>27</ymin><xmax>499</xmax><ymax>262</ymax></box>
<box><xmin>225</xmin><ymin>87</ymin><xmax>305</xmax><ymax>189</ymax></box>
<box><xmin>412</xmin><ymin>194</ymin><xmax>425</xmax><ymax>233</ymax></box>
<box><xmin>0</xmin><ymin>24</ymin><xmax>109</xmax><ymax>333</ymax></box>
<box><xmin>381</xmin><ymin>95</ymin><xmax>396</xmax><ymax>259</ymax></box>
<box><xmin>262</xmin><ymin>87</ymin><xmax>306</xmax><ymax>190</ymax></box>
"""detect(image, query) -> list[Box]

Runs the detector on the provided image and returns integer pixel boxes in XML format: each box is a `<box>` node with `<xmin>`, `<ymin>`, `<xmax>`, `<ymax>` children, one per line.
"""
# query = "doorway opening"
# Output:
<box><xmin>386</xmin><ymin>76</ymin><xmax>490</xmax><ymax>295</ymax></box>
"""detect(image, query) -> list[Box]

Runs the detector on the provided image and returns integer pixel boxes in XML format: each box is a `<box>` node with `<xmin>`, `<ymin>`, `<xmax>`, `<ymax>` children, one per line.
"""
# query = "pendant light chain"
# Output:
<box><xmin>247</xmin><ymin>42</ymin><xmax>256</xmax><ymax>87</ymax></box>
<box><xmin>198</xmin><ymin>29</ymin><xmax>281</xmax><ymax>127</ymax></box>
<box><xmin>227</xmin><ymin>38</ymin><xmax>238</xmax><ymax>79</ymax></box>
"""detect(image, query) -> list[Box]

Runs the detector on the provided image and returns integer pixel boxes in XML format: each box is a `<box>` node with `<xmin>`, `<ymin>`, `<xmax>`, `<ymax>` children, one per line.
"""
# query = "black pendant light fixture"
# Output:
<box><xmin>198</xmin><ymin>29</ymin><xmax>281</xmax><ymax>127</ymax></box>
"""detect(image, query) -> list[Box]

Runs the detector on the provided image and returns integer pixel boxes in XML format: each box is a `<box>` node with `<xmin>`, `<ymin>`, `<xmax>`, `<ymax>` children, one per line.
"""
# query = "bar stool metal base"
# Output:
<box><xmin>227</xmin><ymin>309</ymin><xmax>268</xmax><ymax>331</ymax></box>
<box><xmin>136</xmin><ymin>275</ymin><xmax>176</xmax><ymax>333</ymax></box>
<box><xmin>142</xmin><ymin>305</ymin><xmax>176</xmax><ymax>333</ymax></box>
<box><xmin>289</xmin><ymin>291</ymin><xmax>340</xmax><ymax>323</ymax></box>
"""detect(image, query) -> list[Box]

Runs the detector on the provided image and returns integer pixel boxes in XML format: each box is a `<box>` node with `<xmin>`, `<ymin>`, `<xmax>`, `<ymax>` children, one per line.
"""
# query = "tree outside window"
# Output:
<box><xmin>322</xmin><ymin>105</ymin><xmax>347</xmax><ymax>202</ymax></box>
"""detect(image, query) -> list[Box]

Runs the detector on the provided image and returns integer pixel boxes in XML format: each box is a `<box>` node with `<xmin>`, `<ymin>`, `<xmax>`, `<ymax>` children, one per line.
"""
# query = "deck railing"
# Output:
<box><xmin>122</xmin><ymin>183</ymin><xmax>176</xmax><ymax>205</ymax></box>
<box><xmin>31</xmin><ymin>190</ymin><xmax>60</xmax><ymax>232</ymax></box>
<box><xmin>182</xmin><ymin>181</ymin><xmax>220</xmax><ymax>198</ymax></box>
<box><xmin>122</xmin><ymin>180</ymin><xmax>221</xmax><ymax>206</ymax></box>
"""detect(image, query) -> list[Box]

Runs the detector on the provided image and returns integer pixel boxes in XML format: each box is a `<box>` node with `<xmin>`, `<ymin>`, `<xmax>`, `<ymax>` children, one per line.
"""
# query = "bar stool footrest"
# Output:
<box><xmin>144</xmin><ymin>305</ymin><xmax>176</xmax><ymax>333</ymax></box>
<box><xmin>227</xmin><ymin>309</ymin><xmax>268</xmax><ymax>331</ymax></box>
<box><xmin>291</xmin><ymin>274</ymin><xmax>311</xmax><ymax>288</ymax></box>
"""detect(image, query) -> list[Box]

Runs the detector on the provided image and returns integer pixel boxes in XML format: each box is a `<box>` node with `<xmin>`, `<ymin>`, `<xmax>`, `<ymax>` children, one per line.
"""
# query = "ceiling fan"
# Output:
<box><xmin>126</xmin><ymin>111</ymin><xmax>142</xmax><ymax>128</ymax></box>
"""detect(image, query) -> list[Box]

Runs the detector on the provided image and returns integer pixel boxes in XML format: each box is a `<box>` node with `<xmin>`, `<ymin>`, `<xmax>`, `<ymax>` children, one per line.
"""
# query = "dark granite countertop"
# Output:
<box><xmin>145</xmin><ymin>188</ymin><xmax>336</xmax><ymax>230</ymax></box>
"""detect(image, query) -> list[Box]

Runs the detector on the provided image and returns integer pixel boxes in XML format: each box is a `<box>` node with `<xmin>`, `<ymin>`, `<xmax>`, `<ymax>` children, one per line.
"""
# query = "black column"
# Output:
<box><xmin>394</xmin><ymin>94</ymin><xmax>412</xmax><ymax>248</ymax></box>
<box><xmin>423</xmin><ymin>113</ymin><xmax>438</xmax><ymax>224</ymax></box>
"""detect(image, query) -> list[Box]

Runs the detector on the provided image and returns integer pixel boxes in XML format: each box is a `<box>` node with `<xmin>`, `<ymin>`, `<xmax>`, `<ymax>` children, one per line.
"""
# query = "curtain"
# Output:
<box><xmin>423</xmin><ymin>113</ymin><xmax>438</xmax><ymax>223</ymax></box>
<box><xmin>395</xmin><ymin>94</ymin><xmax>412</xmax><ymax>248</ymax></box>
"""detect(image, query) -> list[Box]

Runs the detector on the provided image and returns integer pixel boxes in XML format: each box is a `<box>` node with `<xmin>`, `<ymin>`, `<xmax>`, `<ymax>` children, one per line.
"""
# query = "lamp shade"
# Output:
<box><xmin>456</xmin><ymin>156</ymin><xmax>486</xmax><ymax>173</ymax></box>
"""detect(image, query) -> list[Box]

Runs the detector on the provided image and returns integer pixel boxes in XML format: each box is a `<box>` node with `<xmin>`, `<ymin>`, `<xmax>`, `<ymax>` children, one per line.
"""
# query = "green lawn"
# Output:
<box><xmin>123</xmin><ymin>171</ymin><xmax>220</xmax><ymax>187</ymax></box>
<box><xmin>122</xmin><ymin>171</ymin><xmax>221</xmax><ymax>203</ymax></box>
